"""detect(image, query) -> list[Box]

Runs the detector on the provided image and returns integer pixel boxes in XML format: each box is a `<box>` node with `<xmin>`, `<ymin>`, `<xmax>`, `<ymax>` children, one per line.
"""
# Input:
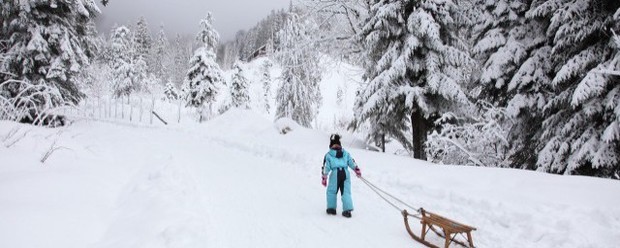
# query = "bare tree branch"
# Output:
<box><xmin>40</xmin><ymin>140</ymin><xmax>71</xmax><ymax>164</ymax></box>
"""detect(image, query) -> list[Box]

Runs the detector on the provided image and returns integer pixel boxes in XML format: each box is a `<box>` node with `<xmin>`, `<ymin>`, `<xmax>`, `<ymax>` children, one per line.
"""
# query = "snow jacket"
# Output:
<box><xmin>322</xmin><ymin>148</ymin><xmax>356</xmax><ymax>177</ymax></box>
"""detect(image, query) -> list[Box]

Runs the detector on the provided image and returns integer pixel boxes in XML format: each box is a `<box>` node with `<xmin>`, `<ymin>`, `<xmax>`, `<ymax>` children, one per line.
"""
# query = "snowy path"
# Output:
<box><xmin>61</xmin><ymin>116</ymin><xmax>416</xmax><ymax>247</ymax></box>
<box><xmin>184</xmin><ymin>133</ymin><xmax>413</xmax><ymax>248</ymax></box>
<box><xmin>2</xmin><ymin>110</ymin><xmax>620</xmax><ymax>248</ymax></box>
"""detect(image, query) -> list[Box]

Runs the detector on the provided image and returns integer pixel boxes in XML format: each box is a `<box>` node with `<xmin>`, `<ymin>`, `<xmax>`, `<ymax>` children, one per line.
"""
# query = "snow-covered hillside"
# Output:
<box><xmin>1</xmin><ymin>109</ymin><xmax>619</xmax><ymax>248</ymax></box>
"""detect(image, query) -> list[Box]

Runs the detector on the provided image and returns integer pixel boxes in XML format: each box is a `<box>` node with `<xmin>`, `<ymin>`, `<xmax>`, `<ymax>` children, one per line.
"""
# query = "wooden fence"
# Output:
<box><xmin>66</xmin><ymin>96</ymin><xmax>188</xmax><ymax>125</ymax></box>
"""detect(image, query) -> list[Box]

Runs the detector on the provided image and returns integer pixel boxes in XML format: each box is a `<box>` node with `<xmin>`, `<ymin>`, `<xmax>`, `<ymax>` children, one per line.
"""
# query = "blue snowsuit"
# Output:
<box><xmin>323</xmin><ymin>148</ymin><xmax>356</xmax><ymax>211</ymax></box>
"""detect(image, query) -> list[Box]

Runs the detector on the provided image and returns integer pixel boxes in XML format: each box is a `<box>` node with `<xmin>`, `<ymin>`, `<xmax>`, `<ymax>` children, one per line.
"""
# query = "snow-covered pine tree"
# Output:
<box><xmin>261</xmin><ymin>60</ymin><xmax>273</xmax><ymax>114</ymax></box>
<box><xmin>164</xmin><ymin>81</ymin><xmax>178</xmax><ymax>100</ymax></box>
<box><xmin>182</xmin><ymin>12</ymin><xmax>224</xmax><ymax>122</ymax></box>
<box><xmin>109</xmin><ymin>26</ymin><xmax>137</xmax><ymax>98</ymax></box>
<box><xmin>128</xmin><ymin>17</ymin><xmax>152</xmax><ymax>93</ymax></box>
<box><xmin>471</xmin><ymin>0</ymin><xmax>530</xmax><ymax>105</ymax></box>
<box><xmin>171</xmin><ymin>34</ymin><xmax>189</xmax><ymax>87</ymax></box>
<box><xmin>463</xmin><ymin>0</ymin><xmax>551</xmax><ymax>169</ymax></box>
<box><xmin>406</xmin><ymin>0</ymin><xmax>476</xmax><ymax>159</ymax></box>
<box><xmin>532</xmin><ymin>0</ymin><xmax>620</xmax><ymax>177</ymax></box>
<box><xmin>230</xmin><ymin>62</ymin><xmax>250</xmax><ymax>109</ymax></box>
<box><xmin>352</xmin><ymin>0</ymin><xmax>411</xmax><ymax>153</ymax></box>
<box><xmin>132</xmin><ymin>53</ymin><xmax>149</xmax><ymax>93</ymax></box>
<box><xmin>440</xmin><ymin>0</ymin><xmax>547</xmax><ymax>169</ymax></box>
<box><xmin>152</xmin><ymin>24</ymin><xmax>169</xmax><ymax>84</ymax></box>
<box><xmin>0</xmin><ymin>0</ymin><xmax>101</xmax><ymax>105</ymax></box>
<box><xmin>354</xmin><ymin>0</ymin><xmax>474</xmax><ymax>159</ymax></box>
<box><xmin>82</xmin><ymin>18</ymin><xmax>101</xmax><ymax>61</ymax></box>
<box><xmin>134</xmin><ymin>16</ymin><xmax>152</xmax><ymax>63</ymax></box>
<box><xmin>275</xmin><ymin>12</ymin><xmax>322</xmax><ymax>127</ymax></box>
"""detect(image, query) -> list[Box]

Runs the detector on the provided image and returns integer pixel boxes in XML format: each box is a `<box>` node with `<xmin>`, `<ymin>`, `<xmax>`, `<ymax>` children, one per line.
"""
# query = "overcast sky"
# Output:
<box><xmin>95</xmin><ymin>0</ymin><xmax>291</xmax><ymax>41</ymax></box>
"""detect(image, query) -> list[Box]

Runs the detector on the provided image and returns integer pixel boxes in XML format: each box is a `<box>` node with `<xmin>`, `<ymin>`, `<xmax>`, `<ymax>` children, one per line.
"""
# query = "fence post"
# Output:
<box><xmin>150</xmin><ymin>97</ymin><xmax>155</xmax><ymax>125</ymax></box>
<box><xmin>129</xmin><ymin>97</ymin><xmax>133</xmax><ymax>122</ymax></box>
<box><xmin>105</xmin><ymin>97</ymin><xmax>108</xmax><ymax>119</ymax></box>
<box><xmin>121</xmin><ymin>95</ymin><xmax>125</xmax><ymax>120</ymax></box>
<box><xmin>107</xmin><ymin>97</ymin><xmax>111</xmax><ymax>119</ymax></box>
<box><xmin>91</xmin><ymin>98</ymin><xmax>96</xmax><ymax>118</ymax></box>
<box><xmin>114</xmin><ymin>97</ymin><xmax>118</xmax><ymax>119</ymax></box>
<box><xmin>177</xmin><ymin>99</ymin><xmax>182</xmax><ymax>123</ymax></box>
<box><xmin>98</xmin><ymin>97</ymin><xmax>102</xmax><ymax>119</ymax></box>
<box><xmin>139</xmin><ymin>97</ymin><xmax>144</xmax><ymax>123</ymax></box>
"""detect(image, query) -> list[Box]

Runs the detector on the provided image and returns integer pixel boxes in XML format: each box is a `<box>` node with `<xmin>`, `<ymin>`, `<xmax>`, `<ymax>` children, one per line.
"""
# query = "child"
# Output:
<box><xmin>321</xmin><ymin>134</ymin><xmax>362</xmax><ymax>218</ymax></box>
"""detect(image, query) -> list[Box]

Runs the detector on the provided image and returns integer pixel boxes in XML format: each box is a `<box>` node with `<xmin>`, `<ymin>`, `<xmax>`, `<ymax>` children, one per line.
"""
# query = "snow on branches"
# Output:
<box><xmin>354</xmin><ymin>0</ymin><xmax>474</xmax><ymax>158</ymax></box>
<box><xmin>0</xmin><ymin>0</ymin><xmax>101</xmax><ymax>125</ymax></box>
<box><xmin>426</xmin><ymin>102</ymin><xmax>510</xmax><ymax>167</ymax></box>
<box><xmin>274</xmin><ymin>12</ymin><xmax>322</xmax><ymax>128</ymax></box>
<box><xmin>230</xmin><ymin>63</ymin><xmax>251</xmax><ymax>109</ymax></box>
<box><xmin>182</xmin><ymin>12</ymin><xmax>224</xmax><ymax>122</ymax></box>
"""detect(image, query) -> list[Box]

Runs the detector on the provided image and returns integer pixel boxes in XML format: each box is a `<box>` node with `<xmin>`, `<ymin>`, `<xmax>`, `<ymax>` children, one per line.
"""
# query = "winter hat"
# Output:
<box><xmin>329</xmin><ymin>134</ymin><xmax>341</xmax><ymax>148</ymax></box>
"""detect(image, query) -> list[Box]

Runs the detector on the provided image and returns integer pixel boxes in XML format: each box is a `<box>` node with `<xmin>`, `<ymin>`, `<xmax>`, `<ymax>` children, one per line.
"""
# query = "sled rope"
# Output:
<box><xmin>359</xmin><ymin>176</ymin><xmax>421</xmax><ymax>217</ymax></box>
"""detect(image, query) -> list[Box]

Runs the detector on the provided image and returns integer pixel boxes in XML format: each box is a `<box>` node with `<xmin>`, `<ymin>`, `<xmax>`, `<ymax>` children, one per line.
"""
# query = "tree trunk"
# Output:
<box><xmin>411</xmin><ymin>111</ymin><xmax>428</xmax><ymax>160</ymax></box>
<box><xmin>381</xmin><ymin>133</ymin><xmax>386</xmax><ymax>153</ymax></box>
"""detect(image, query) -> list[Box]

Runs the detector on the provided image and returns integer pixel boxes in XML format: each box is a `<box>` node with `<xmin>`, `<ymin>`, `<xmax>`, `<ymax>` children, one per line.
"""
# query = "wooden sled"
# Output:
<box><xmin>402</xmin><ymin>208</ymin><xmax>476</xmax><ymax>248</ymax></box>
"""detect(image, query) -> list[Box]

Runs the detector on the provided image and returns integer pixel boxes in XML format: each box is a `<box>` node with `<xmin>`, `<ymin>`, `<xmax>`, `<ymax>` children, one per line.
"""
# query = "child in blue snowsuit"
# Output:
<box><xmin>322</xmin><ymin>134</ymin><xmax>361</xmax><ymax>218</ymax></box>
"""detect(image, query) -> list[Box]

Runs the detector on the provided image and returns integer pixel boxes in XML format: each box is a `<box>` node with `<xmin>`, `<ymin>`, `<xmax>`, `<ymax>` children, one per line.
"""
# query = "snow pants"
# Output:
<box><xmin>326</xmin><ymin>167</ymin><xmax>353</xmax><ymax>211</ymax></box>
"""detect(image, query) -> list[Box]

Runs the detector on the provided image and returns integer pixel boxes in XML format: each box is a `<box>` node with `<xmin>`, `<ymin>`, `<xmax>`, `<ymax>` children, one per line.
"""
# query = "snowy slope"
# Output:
<box><xmin>1</xmin><ymin>110</ymin><xmax>620</xmax><ymax>248</ymax></box>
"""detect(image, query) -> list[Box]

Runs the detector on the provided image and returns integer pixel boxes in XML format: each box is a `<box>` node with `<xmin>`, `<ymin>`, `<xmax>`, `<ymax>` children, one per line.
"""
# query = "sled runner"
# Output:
<box><xmin>402</xmin><ymin>208</ymin><xmax>476</xmax><ymax>248</ymax></box>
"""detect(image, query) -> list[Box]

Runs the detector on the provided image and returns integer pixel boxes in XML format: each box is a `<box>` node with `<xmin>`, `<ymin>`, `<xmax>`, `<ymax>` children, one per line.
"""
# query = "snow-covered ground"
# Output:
<box><xmin>1</xmin><ymin>109</ymin><xmax>620</xmax><ymax>248</ymax></box>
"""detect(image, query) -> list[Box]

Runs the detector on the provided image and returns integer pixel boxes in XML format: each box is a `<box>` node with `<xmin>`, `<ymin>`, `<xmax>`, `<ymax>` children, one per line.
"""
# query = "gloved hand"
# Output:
<box><xmin>321</xmin><ymin>175</ymin><xmax>327</xmax><ymax>187</ymax></box>
<box><xmin>354</xmin><ymin>166</ymin><xmax>362</xmax><ymax>178</ymax></box>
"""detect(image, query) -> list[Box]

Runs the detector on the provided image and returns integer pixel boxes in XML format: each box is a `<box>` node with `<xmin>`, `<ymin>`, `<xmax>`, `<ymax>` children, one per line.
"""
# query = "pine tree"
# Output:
<box><xmin>134</xmin><ymin>16</ymin><xmax>152</xmax><ymax>63</ymax></box>
<box><xmin>532</xmin><ymin>0</ymin><xmax>620</xmax><ymax>177</ymax></box>
<box><xmin>182</xmin><ymin>12</ymin><xmax>224</xmax><ymax>121</ymax></box>
<box><xmin>261</xmin><ymin>60</ymin><xmax>273</xmax><ymax>114</ymax></box>
<box><xmin>275</xmin><ymin>12</ymin><xmax>322</xmax><ymax>127</ymax></box>
<box><xmin>110</xmin><ymin>26</ymin><xmax>137</xmax><ymax>98</ymax></box>
<box><xmin>471</xmin><ymin>0</ymin><xmax>531</xmax><ymax>105</ymax></box>
<box><xmin>171</xmin><ymin>34</ymin><xmax>189</xmax><ymax>87</ymax></box>
<box><xmin>230</xmin><ymin>63</ymin><xmax>251</xmax><ymax>109</ymax></box>
<box><xmin>152</xmin><ymin>24</ymin><xmax>169</xmax><ymax>84</ymax></box>
<box><xmin>355</xmin><ymin>0</ymin><xmax>473</xmax><ymax>158</ymax></box>
<box><xmin>465</xmin><ymin>0</ymin><xmax>551</xmax><ymax>169</ymax></box>
<box><xmin>0</xmin><ymin>0</ymin><xmax>101</xmax><ymax>105</ymax></box>
<box><xmin>133</xmin><ymin>55</ymin><xmax>149</xmax><ymax>93</ymax></box>
<box><xmin>352</xmin><ymin>0</ymin><xmax>410</xmax><ymax>153</ymax></box>
<box><xmin>407</xmin><ymin>0</ymin><xmax>475</xmax><ymax>159</ymax></box>
<box><xmin>164</xmin><ymin>81</ymin><xmax>178</xmax><ymax>100</ymax></box>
